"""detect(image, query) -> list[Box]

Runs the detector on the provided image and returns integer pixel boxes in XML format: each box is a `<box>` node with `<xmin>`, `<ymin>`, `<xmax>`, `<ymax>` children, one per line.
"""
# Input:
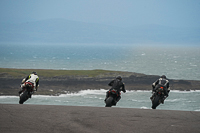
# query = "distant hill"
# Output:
<box><xmin>0</xmin><ymin>19</ymin><xmax>199</xmax><ymax>44</ymax></box>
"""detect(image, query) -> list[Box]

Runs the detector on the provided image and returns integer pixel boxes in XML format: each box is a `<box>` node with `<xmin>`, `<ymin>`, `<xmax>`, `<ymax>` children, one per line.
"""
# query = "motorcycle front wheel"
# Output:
<box><xmin>19</xmin><ymin>91</ymin><xmax>29</xmax><ymax>104</ymax></box>
<box><xmin>105</xmin><ymin>97</ymin><xmax>113</xmax><ymax>107</ymax></box>
<box><xmin>152</xmin><ymin>95</ymin><xmax>160</xmax><ymax>109</ymax></box>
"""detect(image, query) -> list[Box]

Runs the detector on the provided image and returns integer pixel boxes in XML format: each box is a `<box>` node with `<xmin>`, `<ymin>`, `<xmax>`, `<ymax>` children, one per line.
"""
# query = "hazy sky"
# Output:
<box><xmin>0</xmin><ymin>0</ymin><xmax>200</xmax><ymax>28</ymax></box>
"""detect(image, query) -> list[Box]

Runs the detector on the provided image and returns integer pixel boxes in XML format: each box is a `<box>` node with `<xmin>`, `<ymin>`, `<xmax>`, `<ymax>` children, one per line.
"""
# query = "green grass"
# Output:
<box><xmin>0</xmin><ymin>68</ymin><xmax>133</xmax><ymax>78</ymax></box>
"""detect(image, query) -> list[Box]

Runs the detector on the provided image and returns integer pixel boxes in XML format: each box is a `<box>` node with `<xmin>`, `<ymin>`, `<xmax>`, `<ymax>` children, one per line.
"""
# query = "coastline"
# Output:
<box><xmin>1</xmin><ymin>104</ymin><xmax>200</xmax><ymax>133</ymax></box>
<box><xmin>0</xmin><ymin>68</ymin><xmax>200</xmax><ymax>96</ymax></box>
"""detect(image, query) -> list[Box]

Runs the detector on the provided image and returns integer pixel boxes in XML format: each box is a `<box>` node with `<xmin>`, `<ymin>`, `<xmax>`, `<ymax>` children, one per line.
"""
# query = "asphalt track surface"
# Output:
<box><xmin>0</xmin><ymin>104</ymin><xmax>200</xmax><ymax>133</ymax></box>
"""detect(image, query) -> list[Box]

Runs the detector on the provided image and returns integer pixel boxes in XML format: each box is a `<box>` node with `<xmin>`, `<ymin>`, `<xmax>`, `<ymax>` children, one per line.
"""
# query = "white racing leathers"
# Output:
<box><xmin>21</xmin><ymin>74</ymin><xmax>39</xmax><ymax>91</ymax></box>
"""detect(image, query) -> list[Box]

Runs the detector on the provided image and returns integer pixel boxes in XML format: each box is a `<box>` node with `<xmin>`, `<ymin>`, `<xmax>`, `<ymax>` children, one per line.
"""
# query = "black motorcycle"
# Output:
<box><xmin>105</xmin><ymin>89</ymin><xmax>120</xmax><ymax>107</ymax></box>
<box><xmin>151</xmin><ymin>86</ymin><xmax>166</xmax><ymax>109</ymax></box>
<box><xmin>19</xmin><ymin>82</ymin><xmax>34</xmax><ymax>104</ymax></box>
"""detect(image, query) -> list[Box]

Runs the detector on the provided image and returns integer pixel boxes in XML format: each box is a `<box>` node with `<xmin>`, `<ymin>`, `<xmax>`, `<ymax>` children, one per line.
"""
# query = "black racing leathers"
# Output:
<box><xmin>105</xmin><ymin>79</ymin><xmax>126</xmax><ymax>103</ymax></box>
<box><xmin>152</xmin><ymin>78</ymin><xmax>170</xmax><ymax>97</ymax></box>
<box><xmin>108</xmin><ymin>79</ymin><xmax>126</xmax><ymax>93</ymax></box>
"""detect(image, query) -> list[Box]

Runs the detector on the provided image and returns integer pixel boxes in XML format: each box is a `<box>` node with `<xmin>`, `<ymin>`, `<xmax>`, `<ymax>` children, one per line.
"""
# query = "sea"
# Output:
<box><xmin>0</xmin><ymin>43</ymin><xmax>200</xmax><ymax>111</ymax></box>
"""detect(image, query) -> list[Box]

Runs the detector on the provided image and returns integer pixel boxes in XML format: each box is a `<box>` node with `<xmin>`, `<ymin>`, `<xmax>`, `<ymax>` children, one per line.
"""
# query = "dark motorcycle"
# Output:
<box><xmin>19</xmin><ymin>82</ymin><xmax>34</xmax><ymax>104</ymax></box>
<box><xmin>151</xmin><ymin>86</ymin><xmax>166</xmax><ymax>109</ymax></box>
<box><xmin>105</xmin><ymin>89</ymin><xmax>120</xmax><ymax>107</ymax></box>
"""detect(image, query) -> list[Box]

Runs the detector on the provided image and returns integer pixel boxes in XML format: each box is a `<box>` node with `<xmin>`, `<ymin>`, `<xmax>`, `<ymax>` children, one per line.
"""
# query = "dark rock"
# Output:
<box><xmin>0</xmin><ymin>73</ymin><xmax>200</xmax><ymax>96</ymax></box>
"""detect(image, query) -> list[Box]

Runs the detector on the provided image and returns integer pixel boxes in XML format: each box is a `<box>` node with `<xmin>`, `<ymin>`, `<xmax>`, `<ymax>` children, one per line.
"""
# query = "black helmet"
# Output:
<box><xmin>161</xmin><ymin>75</ymin><xmax>166</xmax><ymax>79</ymax></box>
<box><xmin>32</xmin><ymin>71</ymin><xmax>37</xmax><ymax>75</ymax></box>
<box><xmin>116</xmin><ymin>76</ymin><xmax>122</xmax><ymax>81</ymax></box>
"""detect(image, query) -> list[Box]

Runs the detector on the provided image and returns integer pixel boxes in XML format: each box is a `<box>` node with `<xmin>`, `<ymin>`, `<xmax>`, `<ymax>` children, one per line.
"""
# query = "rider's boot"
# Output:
<box><xmin>161</xmin><ymin>96</ymin><xmax>167</xmax><ymax>104</ymax></box>
<box><xmin>18</xmin><ymin>90</ymin><xmax>22</xmax><ymax>95</ymax></box>
<box><xmin>150</xmin><ymin>92</ymin><xmax>155</xmax><ymax>100</ymax></box>
<box><xmin>104</xmin><ymin>91</ymin><xmax>109</xmax><ymax>103</ymax></box>
<box><xmin>104</xmin><ymin>98</ymin><xmax>107</xmax><ymax>103</ymax></box>
<box><xmin>18</xmin><ymin>89</ymin><xmax>23</xmax><ymax>95</ymax></box>
<box><xmin>150</xmin><ymin>96</ymin><xmax>153</xmax><ymax>100</ymax></box>
<box><xmin>113</xmin><ymin>96</ymin><xmax>121</xmax><ymax>106</ymax></box>
<box><xmin>18</xmin><ymin>85</ymin><xmax>25</xmax><ymax>95</ymax></box>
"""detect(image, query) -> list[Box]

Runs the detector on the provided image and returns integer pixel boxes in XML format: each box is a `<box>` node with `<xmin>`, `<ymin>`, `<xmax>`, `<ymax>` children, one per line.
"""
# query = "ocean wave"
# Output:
<box><xmin>140</xmin><ymin>106</ymin><xmax>149</xmax><ymax>109</ymax></box>
<box><xmin>0</xmin><ymin>96</ymin><xmax>18</xmax><ymax>98</ymax></box>
<box><xmin>170</xmin><ymin>90</ymin><xmax>200</xmax><ymax>93</ymax></box>
<box><xmin>166</xmin><ymin>99</ymin><xmax>183</xmax><ymax>102</ymax></box>
<box><xmin>57</xmin><ymin>89</ymin><xmax>107</xmax><ymax>97</ymax></box>
<box><xmin>126</xmin><ymin>90</ymin><xmax>151</xmax><ymax>92</ymax></box>
<box><xmin>1</xmin><ymin>89</ymin><xmax>200</xmax><ymax>98</ymax></box>
<box><xmin>0</xmin><ymin>89</ymin><xmax>199</xmax><ymax>111</ymax></box>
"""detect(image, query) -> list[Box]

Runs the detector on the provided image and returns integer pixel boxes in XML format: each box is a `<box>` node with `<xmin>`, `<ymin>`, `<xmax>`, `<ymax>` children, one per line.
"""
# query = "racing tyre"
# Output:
<box><xmin>105</xmin><ymin>97</ymin><xmax>113</xmax><ymax>107</ymax></box>
<box><xmin>152</xmin><ymin>95</ymin><xmax>160</xmax><ymax>109</ymax></box>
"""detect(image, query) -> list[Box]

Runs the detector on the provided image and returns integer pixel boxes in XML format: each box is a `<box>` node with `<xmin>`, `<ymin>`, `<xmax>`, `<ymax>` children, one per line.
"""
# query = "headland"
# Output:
<box><xmin>0</xmin><ymin>68</ymin><xmax>200</xmax><ymax>96</ymax></box>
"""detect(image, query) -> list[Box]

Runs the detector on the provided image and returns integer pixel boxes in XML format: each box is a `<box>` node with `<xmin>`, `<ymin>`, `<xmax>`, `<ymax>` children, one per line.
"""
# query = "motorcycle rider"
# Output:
<box><xmin>150</xmin><ymin>75</ymin><xmax>170</xmax><ymax>103</ymax></box>
<box><xmin>104</xmin><ymin>76</ymin><xmax>126</xmax><ymax>105</ymax></box>
<box><xmin>19</xmin><ymin>71</ymin><xmax>39</xmax><ymax>97</ymax></box>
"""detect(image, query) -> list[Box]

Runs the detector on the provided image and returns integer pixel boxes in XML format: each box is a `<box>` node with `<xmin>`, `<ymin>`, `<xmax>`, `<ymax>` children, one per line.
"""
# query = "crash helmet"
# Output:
<box><xmin>161</xmin><ymin>75</ymin><xmax>166</xmax><ymax>79</ymax></box>
<box><xmin>32</xmin><ymin>71</ymin><xmax>37</xmax><ymax>75</ymax></box>
<box><xmin>116</xmin><ymin>76</ymin><xmax>122</xmax><ymax>81</ymax></box>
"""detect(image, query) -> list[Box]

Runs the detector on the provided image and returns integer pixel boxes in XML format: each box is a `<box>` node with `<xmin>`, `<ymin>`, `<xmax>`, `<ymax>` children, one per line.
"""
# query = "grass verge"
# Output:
<box><xmin>0</xmin><ymin>68</ymin><xmax>134</xmax><ymax>78</ymax></box>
